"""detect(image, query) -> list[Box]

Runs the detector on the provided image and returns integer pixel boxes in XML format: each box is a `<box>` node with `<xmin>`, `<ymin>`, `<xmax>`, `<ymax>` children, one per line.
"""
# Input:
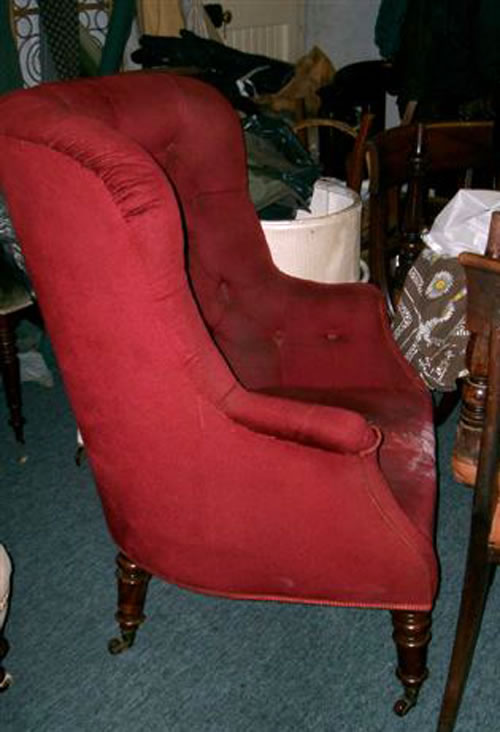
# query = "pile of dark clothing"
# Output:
<box><xmin>132</xmin><ymin>30</ymin><xmax>295</xmax><ymax>115</ymax></box>
<box><xmin>132</xmin><ymin>31</ymin><xmax>332</xmax><ymax>219</ymax></box>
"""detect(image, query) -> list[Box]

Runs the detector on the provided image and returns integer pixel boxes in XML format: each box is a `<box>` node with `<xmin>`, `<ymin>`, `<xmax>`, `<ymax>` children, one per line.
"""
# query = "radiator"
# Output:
<box><xmin>225</xmin><ymin>24</ymin><xmax>292</xmax><ymax>62</ymax></box>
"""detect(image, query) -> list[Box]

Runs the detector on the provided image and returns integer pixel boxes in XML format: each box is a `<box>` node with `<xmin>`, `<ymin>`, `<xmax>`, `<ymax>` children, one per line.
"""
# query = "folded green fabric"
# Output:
<box><xmin>79</xmin><ymin>23</ymin><xmax>102</xmax><ymax>77</ymax></box>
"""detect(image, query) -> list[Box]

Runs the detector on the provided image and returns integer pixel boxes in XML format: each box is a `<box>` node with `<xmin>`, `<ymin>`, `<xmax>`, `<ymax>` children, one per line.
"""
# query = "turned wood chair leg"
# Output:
<box><xmin>108</xmin><ymin>552</ymin><xmax>151</xmax><ymax>655</ymax></box>
<box><xmin>391</xmin><ymin>610</ymin><xmax>432</xmax><ymax>716</ymax></box>
<box><xmin>0</xmin><ymin>312</ymin><xmax>25</xmax><ymax>443</ymax></box>
<box><xmin>437</xmin><ymin>532</ymin><xmax>494</xmax><ymax>732</ymax></box>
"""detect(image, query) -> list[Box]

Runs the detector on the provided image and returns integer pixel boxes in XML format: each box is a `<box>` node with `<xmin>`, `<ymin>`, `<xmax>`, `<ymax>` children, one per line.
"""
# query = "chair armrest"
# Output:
<box><xmin>222</xmin><ymin>385</ymin><xmax>378</xmax><ymax>455</ymax></box>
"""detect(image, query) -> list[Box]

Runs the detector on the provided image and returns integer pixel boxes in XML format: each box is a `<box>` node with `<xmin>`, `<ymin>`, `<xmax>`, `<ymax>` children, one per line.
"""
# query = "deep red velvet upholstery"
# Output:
<box><xmin>0</xmin><ymin>74</ymin><xmax>437</xmax><ymax>620</ymax></box>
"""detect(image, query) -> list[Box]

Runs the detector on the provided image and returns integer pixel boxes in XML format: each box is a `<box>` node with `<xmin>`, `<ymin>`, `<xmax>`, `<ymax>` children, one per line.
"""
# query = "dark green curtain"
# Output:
<box><xmin>0</xmin><ymin>2</ymin><xmax>23</xmax><ymax>93</ymax></box>
<box><xmin>99</xmin><ymin>0</ymin><xmax>136</xmax><ymax>75</ymax></box>
<box><xmin>387</xmin><ymin>0</ymin><xmax>499</xmax><ymax>118</ymax></box>
<box><xmin>476</xmin><ymin>0</ymin><xmax>500</xmax><ymax>88</ymax></box>
<box><xmin>375</xmin><ymin>0</ymin><xmax>408</xmax><ymax>60</ymax></box>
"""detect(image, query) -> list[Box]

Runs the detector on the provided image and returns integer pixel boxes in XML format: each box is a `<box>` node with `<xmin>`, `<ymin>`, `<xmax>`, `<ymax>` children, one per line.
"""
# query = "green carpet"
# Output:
<box><xmin>1</xmin><ymin>352</ymin><xmax>498</xmax><ymax>731</ymax></box>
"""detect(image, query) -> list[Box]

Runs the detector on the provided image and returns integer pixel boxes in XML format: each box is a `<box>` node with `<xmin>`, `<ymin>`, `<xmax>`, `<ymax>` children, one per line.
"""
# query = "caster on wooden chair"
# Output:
<box><xmin>75</xmin><ymin>444</ymin><xmax>86</xmax><ymax>466</ymax></box>
<box><xmin>0</xmin><ymin>637</ymin><xmax>12</xmax><ymax>692</ymax></box>
<box><xmin>391</xmin><ymin>610</ymin><xmax>431</xmax><ymax>717</ymax></box>
<box><xmin>108</xmin><ymin>630</ymin><xmax>136</xmax><ymax>655</ymax></box>
<box><xmin>393</xmin><ymin>687</ymin><xmax>419</xmax><ymax>716</ymax></box>
<box><xmin>108</xmin><ymin>553</ymin><xmax>151</xmax><ymax>657</ymax></box>
<box><xmin>0</xmin><ymin>669</ymin><xmax>12</xmax><ymax>692</ymax></box>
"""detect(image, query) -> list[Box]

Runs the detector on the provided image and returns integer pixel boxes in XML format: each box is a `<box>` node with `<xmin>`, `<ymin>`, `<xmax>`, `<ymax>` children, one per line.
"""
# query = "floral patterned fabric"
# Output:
<box><xmin>392</xmin><ymin>247</ymin><xmax>469</xmax><ymax>391</ymax></box>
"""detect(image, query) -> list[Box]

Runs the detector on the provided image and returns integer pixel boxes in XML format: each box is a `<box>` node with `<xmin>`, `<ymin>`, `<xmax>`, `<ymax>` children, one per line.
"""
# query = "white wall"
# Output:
<box><xmin>305</xmin><ymin>0</ymin><xmax>381</xmax><ymax>70</ymax></box>
<box><xmin>305</xmin><ymin>0</ymin><xmax>400</xmax><ymax>126</ymax></box>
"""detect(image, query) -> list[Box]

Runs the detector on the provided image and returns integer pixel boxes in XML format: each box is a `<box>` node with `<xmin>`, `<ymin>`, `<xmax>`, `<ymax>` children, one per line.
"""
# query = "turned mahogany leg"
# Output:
<box><xmin>437</xmin><ymin>527</ymin><xmax>494</xmax><ymax>732</ymax></box>
<box><xmin>452</xmin><ymin>309</ymin><xmax>489</xmax><ymax>487</ymax></box>
<box><xmin>0</xmin><ymin>313</ymin><xmax>25</xmax><ymax>443</ymax></box>
<box><xmin>0</xmin><ymin>635</ymin><xmax>12</xmax><ymax>692</ymax></box>
<box><xmin>452</xmin><ymin>367</ymin><xmax>488</xmax><ymax>486</ymax></box>
<box><xmin>391</xmin><ymin>610</ymin><xmax>432</xmax><ymax>716</ymax></box>
<box><xmin>108</xmin><ymin>553</ymin><xmax>151</xmax><ymax>655</ymax></box>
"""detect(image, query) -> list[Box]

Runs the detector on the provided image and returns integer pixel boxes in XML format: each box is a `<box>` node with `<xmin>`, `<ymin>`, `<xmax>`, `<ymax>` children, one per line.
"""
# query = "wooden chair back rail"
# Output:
<box><xmin>368</xmin><ymin>121</ymin><xmax>495</xmax><ymax>192</ymax></box>
<box><xmin>367</xmin><ymin>120</ymin><xmax>497</xmax><ymax>313</ymax></box>
<box><xmin>397</xmin><ymin>123</ymin><xmax>426</xmax><ymax>294</ymax></box>
<box><xmin>293</xmin><ymin>112</ymin><xmax>374</xmax><ymax>194</ymax></box>
<box><xmin>293</xmin><ymin>118</ymin><xmax>358</xmax><ymax>139</ymax></box>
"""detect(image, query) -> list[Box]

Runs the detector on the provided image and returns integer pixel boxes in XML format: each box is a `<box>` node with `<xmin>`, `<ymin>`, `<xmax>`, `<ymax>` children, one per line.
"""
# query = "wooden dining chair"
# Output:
<box><xmin>437</xmin><ymin>210</ymin><xmax>500</xmax><ymax>731</ymax></box>
<box><xmin>366</xmin><ymin>120</ymin><xmax>496</xmax><ymax>315</ymax></box>
<box><xmin>293</xmin><ymin>112</ymin><xmax>374</xmax><ymax>195</ymax></box>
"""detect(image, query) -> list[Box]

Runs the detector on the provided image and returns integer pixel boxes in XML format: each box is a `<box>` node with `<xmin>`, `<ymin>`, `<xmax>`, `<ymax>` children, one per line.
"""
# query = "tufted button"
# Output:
<box><xmin>273</xmin><ymin>329</ymin><xmax>285</xmax><ymax>345</ymax></box>
<box><xmin>217</xmin><ymin>280</ymin><xmax>231</xmax><ymax>304</ymax></box>
<box><xmin>325</xmin><ymin>332</ymin><xmax>340</xmax><ymax>341</ymax></box>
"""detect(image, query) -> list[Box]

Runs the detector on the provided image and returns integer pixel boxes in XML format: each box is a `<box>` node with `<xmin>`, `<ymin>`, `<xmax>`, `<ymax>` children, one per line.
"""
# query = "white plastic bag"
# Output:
<box><xmin>19</xmin><ymin>350</ymin><xmax>54</xmax><ymax>388</ymax></box>
<box><xmin>423</xmin><ymin>189</ymin><xmax>500</xmax><ymax>258</ymax></box>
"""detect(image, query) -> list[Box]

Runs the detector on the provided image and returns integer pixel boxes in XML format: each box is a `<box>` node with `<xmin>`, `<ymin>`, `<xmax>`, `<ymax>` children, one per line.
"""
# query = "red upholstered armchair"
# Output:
<box><xmin>0</xmin><ymin>73</ymin><xmax>438</xmax><ymax>716</ymax></box>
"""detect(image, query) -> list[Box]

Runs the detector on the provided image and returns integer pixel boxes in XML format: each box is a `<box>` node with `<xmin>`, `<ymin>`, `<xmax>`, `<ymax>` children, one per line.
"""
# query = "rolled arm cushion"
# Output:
<box><xmin>222</xmin><ymin>385</ymin><xmax>379</xmax><ymax>454</ymax></box>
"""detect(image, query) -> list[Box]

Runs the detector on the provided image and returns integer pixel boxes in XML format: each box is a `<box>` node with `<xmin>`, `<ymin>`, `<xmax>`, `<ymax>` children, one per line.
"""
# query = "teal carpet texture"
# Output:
<box><xmin>1</xmin><ymin>348</ymin><xmax>498</xmax><ymax>731</ymax></box>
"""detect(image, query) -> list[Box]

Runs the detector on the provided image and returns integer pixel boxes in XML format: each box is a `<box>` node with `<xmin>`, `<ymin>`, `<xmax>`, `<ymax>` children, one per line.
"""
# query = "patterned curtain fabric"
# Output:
<box><xmin>0</xmin><ymin>1</ymin><xmax>23</xmax><ymax>92</ymax></box>
<box><xmin>38</xmin><ymin>0</ymin><xmax>80</xmax><ymax>81</ymax></box>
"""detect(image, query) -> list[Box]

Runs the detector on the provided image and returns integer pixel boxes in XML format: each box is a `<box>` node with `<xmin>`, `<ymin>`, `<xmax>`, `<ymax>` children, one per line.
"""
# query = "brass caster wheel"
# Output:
<box><xmin>75</xmin><ymin>445</ymin><xmax>86</xmax><ymax>466</ymax></box>
<box><xmin>0</xmin><ymin>671</ymin><xmax>12</xmax><ymax>692</ymax></box>
<box><xmin>108</xmin><ymin>631</ymin><xmax>135</xmax><ymax>655</ymax></box>
<box><xmin>393</xmin><ymin>688</ymin><xmax>419</xmax><ymax>716</ymax></box>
